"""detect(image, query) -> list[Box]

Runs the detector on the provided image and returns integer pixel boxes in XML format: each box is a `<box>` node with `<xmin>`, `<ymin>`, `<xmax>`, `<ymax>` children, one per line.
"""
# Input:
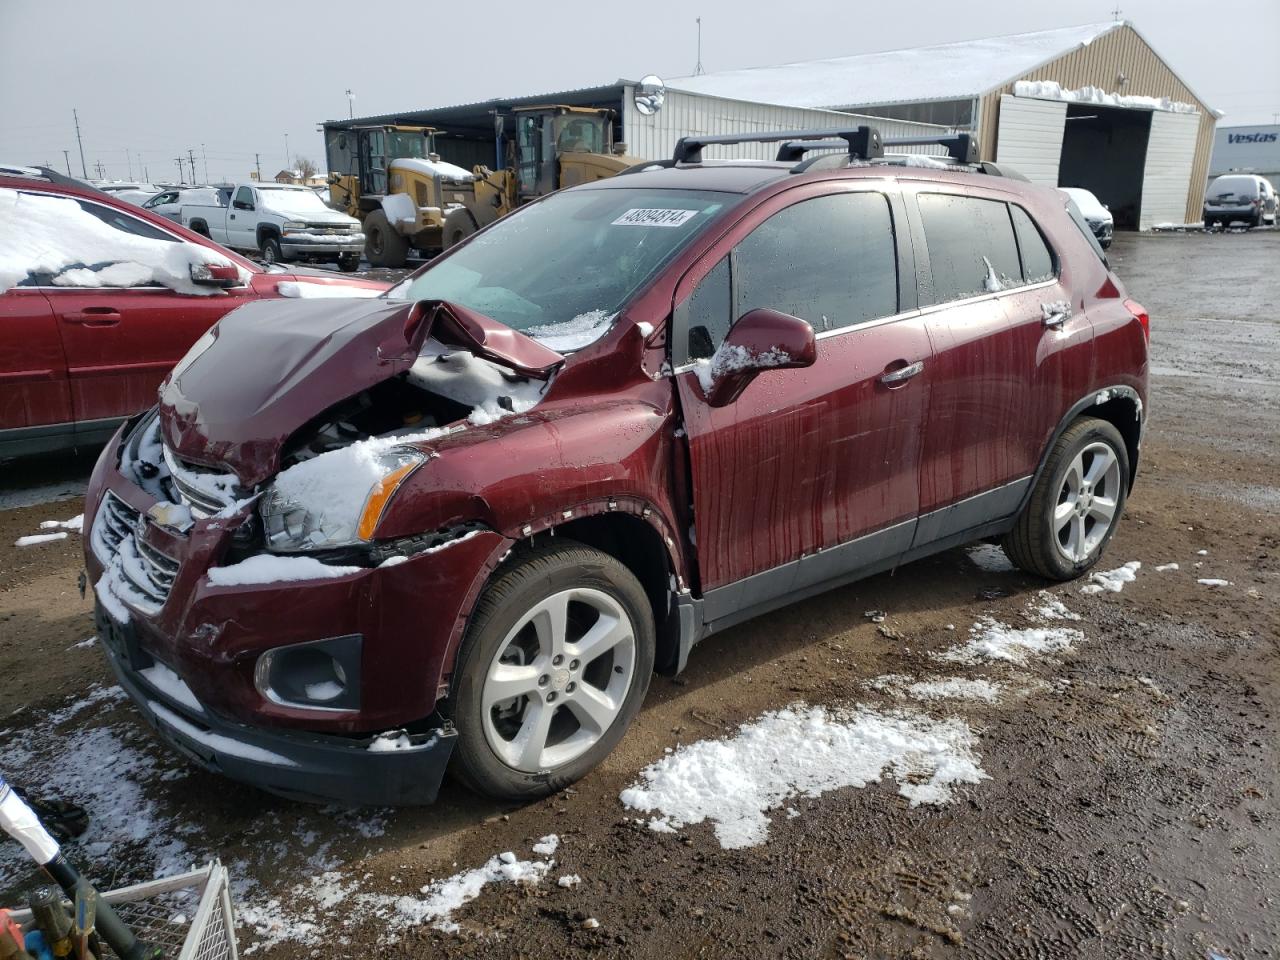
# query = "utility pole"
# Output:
<box><xmin>175</xmin><ymin>156</ymin><xmax>185</xmax><ymax>184</ymax></box>
<box><xmin>187</xmin><ymin>148</ymin><xmax>197</xmax><ymax>184</ymax></box>
<box><xmin>201</xmin><ymin>143</ymin><xmax>209</xmax><ymax>183</ymax></box>
<box><xmin>284</xmin><ymin>133</ymin><xmax>290</xmax><ymax>174</ymax></box>
<box><xmin>73</xmin><ymin>108</ymin><xmax>87</xmax><ymax>178</ymax></box>
<box><xmin>346</xmin><ymin>88</ymin><xmax>354</xmax><ymax>119</ymax></box>
<box><xmin>62</xmin><ymin>150</ymin><xmax>71</xmax><ymax>176</ymax></box>
<box><xmin>255</xmin><ymin>153</ymin><xmax>262</xmax><ymax>181</ymax></box>
<box><xmin>694</xmin><ymin>17</ymin><xmax>704</xmax><ymax>76</ymax></box>
<box><xmin>144</xmin><ymin>164</ymin><xmax>150</xmax><ymax>181</ymax></box>
<box><xmin>126</xmin><ymin>148</ymin><xmax>133</xmax><ymax>181</ymax></box>
<box><xmin>95</xmin><ymin>160</ymin><xmax>105</xmax><ymax>179</ymax></box>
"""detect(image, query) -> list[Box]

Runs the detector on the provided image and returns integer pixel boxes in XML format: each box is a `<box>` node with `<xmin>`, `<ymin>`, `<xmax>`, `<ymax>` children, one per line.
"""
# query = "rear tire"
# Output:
<box><xmin>1003</xmin><ymin>417</ymin><xmax>1129</xmax><ymax>581</ymax></box>
<box><xmin>442</xmin><ymin>207</ymin><xmax>477</xmax><ymax>249</ymax></box>
<box><xmin>363</xmin><ymin>209</ymin><xmax>409</xmax><ymax>268</ymax></box>
<box><xmin>441</xmin><ymin>541</ymin><xmax>655</xmax><ymax>800</ymax></box>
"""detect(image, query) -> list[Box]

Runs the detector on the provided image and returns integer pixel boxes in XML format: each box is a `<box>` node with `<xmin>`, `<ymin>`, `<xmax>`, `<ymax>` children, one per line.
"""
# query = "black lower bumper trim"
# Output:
<box><xmin>95</xmin><ymin>605</ymin><xmax>456</xmax><ymax>806</ymax></box>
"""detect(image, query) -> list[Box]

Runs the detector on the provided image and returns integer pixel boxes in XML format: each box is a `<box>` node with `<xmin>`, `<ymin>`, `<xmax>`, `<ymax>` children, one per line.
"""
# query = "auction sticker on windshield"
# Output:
<box><xmin>612</xmin><ymin>208</ymin><xmax>700</xmax><ymax>227</ymax></box>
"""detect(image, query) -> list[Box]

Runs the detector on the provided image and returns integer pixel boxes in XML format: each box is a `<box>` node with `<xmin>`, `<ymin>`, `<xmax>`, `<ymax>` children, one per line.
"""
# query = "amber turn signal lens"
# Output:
<box><xmin>357</xmin><ymin>461</ymin><xmax>419</xmax><ymax>540</ymax></box>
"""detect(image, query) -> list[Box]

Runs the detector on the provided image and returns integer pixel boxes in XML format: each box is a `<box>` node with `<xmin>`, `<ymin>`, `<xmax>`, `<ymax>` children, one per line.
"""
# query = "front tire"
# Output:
<box><xmin>337</xmin><ymin>253</ymin><xmax>360</xmax><ymax>272</ymax></box>
<box><xmin>259</xmin><ymin>235</ymin><xmax>283</xmax><ymax>265</ymax></box>
<box><xmin>442</xmin><ymin>542</ymin><xmax>655</xmax><ymax>800</ymax></box>
<box><xmin>363</xmin><ymin>209</ymin><xmax>409</xmax><ymax>268</ymax></box>
<box><xmin>1003</xmin><ymin>417</ymin><xmax>1130</xmax><ymax>581</ymax></box>
<box><xmin>442</xmin><ymin>207</ymin><xmax>477</xmax><ymax>250</ymax></box>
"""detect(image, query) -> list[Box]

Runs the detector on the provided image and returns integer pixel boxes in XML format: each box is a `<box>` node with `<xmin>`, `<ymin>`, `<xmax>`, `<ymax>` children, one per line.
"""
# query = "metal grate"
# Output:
<box><xmin>91</xmin><ymin>492</ymin><xmax>140</xmax><ymax>565</ymax></box>
<box><xmin>8</xmin><ymin>861</ymin><xmax>238</xmax><ymax>960</ymax></box>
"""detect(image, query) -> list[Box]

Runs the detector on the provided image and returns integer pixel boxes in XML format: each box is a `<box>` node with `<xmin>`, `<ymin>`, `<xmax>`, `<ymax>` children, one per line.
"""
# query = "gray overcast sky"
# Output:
<box><xmin>2</xmin><ymin>0</ymin><xmax>1276</xmax><ymax>183</ymax></box>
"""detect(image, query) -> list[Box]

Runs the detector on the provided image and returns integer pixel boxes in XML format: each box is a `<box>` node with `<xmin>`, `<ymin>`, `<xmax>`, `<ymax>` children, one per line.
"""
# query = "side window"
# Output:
<box><xmin>1009</xmin><ymin>205</ymin><xmax>1056</xmax><ymax>282</ymax></box>
<box><xmin>683</xmin><ymin>257</ymin><xmax>731</xmax><ymax>361</ymax></box>
<box><xmin>680</xmin><ymin>193</ymin><xmax>898</xmax><ymax>361</ymax></box>
<box><xmin>918</xmin><ymin>193</ymin><xmax>1021</xmax><ymax>303</ymax></box>
<box><xmin>233</xmin><ymin>186</ymin><xmax>254</xmax><ymax>210</ymax></box>
<box><xmin>735</xmin><ymin>192</ymin><xmax>897</xmax><ymax>334</ymax></box>
<box><xmin>75</xmin><ymin>200</ymin><xmax>178</xmax><ymax>242</ymax></box>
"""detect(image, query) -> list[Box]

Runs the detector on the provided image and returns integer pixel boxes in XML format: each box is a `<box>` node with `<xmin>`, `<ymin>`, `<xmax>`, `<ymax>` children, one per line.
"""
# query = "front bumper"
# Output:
<box><xmin>280</xmin><ymin>234</ymin><xmax>364</xmax><ymax>257</ymax></box>
<box><xmin>96</xmin><ymin>602</ymin><xmax>457</xmax><ymax>805</ymax></box>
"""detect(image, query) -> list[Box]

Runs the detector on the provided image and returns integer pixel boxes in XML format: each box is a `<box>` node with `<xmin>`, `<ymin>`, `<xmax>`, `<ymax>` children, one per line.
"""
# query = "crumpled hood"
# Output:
<box><xmin>159</xmin><ymin>298</ymin><xmax>563</xmax><ymax>486</ymax></box>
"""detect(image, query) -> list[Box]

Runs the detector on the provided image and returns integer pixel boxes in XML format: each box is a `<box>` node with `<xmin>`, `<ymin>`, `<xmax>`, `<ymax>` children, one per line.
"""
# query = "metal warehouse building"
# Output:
<box><xmin>324</xmin><ymin>87</ymin><xmax>952</xmax><ymax>184</ymax></box>
<box><xmin>671</xmin><ymin>21</ymin><xmax>1218</xmax><ymax>229</ymax></box>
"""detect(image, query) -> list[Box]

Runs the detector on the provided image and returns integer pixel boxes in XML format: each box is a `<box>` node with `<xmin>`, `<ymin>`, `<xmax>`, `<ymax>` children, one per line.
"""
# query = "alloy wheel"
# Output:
<box><xmin>1053</xmin><ymin>441</ymin><xmax>1122</xmax><ymax>563</ymax></box>
<box><xmin>481</xmin><ymin>588</ymin><xmax>637</xmax><ymax>773</ymax></box>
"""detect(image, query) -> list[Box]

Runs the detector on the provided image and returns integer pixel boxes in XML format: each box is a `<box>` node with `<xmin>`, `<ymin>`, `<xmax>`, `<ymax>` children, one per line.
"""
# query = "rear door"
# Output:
<box><xmin>41</xmin><ymin>197</ymin><xmax>257</xmax><ymax>424</ymax></box>
<box><xmin>674</xmin><ymin>183</ymin><xmax>931</xmax><ymax>617</ymax></box>
<box><xmin>908</xmin><ymin>187</ymin><xmax>1071</xmax><ymax>545</ymax></box>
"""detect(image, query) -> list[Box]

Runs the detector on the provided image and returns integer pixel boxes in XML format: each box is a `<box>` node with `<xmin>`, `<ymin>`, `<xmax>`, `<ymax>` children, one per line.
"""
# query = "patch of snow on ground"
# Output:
<box><xmin>1080</xmin><ymin>560</ymin><xmax>1141</xmax><ymax>595</ymax></box>
<box><xmin>940</xmin><ymin>617</ymin><xmax>1082</xmax><ymax>667</ymax></box>
<box><xmin>206</xmin><ymin>554</ymin><xmax>362</xmax><ymax>586</ymax></box>
<box><xmin>531</xmin><ymin>834</ymin><xmax>559</xmax><ymax>856</ymax></box>
<box><xmin>966</xmin><ymin>543</ymin><xmax>1014</xmax><ymax>572</ymax></box>
<box><xmin>526</xmin><ymin>310</ymin><xmax>617</xmax><ymax>352</ymax></box>
<box><xmin>1031</xmin><ymin>591</ymin><xmax>1081</xmax><ymax>621</ymax></box>
<box><xmin>905</xmin><ymin>678</ymin><xmax>1003</xmax><ymax>703</ymax></box>
<box><xmin>558</xmin><ymin>874</ymin><xmax>581</xmax><ymax>888</ymax></box>
<box><xmin>39</xmin><ymin>514</ymin><xmax>84</xmax><ymax>532</ymax></box>
<box><xmin>15</xmin><ymin>532</ymin><xmax>68</xmax><ymax>547</ymax></box>
<box><xmin>619</xmin><ymin>705</ymin><xmax>987</xmax><ymax>849</ymax></box>
<box><xmin>1197</xmin><ymin>578</ymin><xmax>1232</xmax><ymax>587</ymax></box>
<box><xmin>1155</xmin><ymin>563</ymin><xmax>1179</xmax><ymax>572</ymax></box>
<box><xmin>72</xmin><ymin>636</ymin><xmax>97</xmax><ymax>649</ymax></box>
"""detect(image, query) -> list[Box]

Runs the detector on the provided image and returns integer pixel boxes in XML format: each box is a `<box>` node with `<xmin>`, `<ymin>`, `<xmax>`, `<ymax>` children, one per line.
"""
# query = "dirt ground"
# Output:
<box><xmin>1</xmin><ymin>230</ymin><xmax>1276</xmax><ymax>959</ymax></box>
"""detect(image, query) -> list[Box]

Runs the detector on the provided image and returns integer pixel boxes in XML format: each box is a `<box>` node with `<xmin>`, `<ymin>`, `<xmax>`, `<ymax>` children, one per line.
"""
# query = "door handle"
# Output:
<box><xmin>1041</xmin><ymin>301</ymin><xmax>1072</xmax><ymax>328</ymax></box>
<box><xmin>879</xmin><ymin>360</ymin><xmax>924</xmax><ymax>385</ymax></box>
<box><xmin>62</xmin><ymin>308</ymin><xmax>121</xmax><ymax>327</ymax></box>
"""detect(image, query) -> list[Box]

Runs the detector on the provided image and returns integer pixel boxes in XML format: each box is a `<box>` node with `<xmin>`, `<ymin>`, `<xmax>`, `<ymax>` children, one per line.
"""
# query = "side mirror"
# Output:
<box><xmin>701</xmin><ymin>308</ymin><xmax>816</xmax><ymax>407</ymax></box>
<box><xmin>189</xmin><ymin>261</ymin><xmax>241</xmax><ymax>289</ymax></box>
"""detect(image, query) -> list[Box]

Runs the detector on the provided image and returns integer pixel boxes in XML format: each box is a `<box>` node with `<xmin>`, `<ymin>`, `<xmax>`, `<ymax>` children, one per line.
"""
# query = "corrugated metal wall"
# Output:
<box><xmin>978</xmin><ymin>24</ymin><xmax>1216</xmax><ymax>222</ymax></box>
<box><xmin>995</xmin><ymin>96</ymin><xmax>1068</xmax><ymax>184</ymax></box>
<box><xmin>623</xmin><ymin>88</ymin><xmax>951</xmax><ymax>162</ymax></box>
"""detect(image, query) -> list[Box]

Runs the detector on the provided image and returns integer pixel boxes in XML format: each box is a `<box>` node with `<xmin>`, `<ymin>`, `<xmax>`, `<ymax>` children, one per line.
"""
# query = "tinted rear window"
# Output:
<box><xmin>918</xmin><ymin>193</ymin><xmax>1021</xmax><ymax>303</ymax></box>
<box><xmin>1208</xmin><ymin>176</ymin><xmax>1259</xmax><ymax>198</ymax></box>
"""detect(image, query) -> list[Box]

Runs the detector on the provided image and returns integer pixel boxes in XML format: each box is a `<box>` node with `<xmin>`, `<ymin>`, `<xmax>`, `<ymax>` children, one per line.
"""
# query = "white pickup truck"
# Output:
<box><xmin>182</xmin><ymin>182</ymin><xmax>364</xmax><ymax>272</ymax></box>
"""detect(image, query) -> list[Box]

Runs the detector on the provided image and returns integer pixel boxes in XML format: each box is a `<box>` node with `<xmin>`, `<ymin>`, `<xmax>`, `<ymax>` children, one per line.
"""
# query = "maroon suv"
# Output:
<box><xmin>83</xmin><ymin>128</ymin><xmax>1149</xmax><ymax>805</ymax></box>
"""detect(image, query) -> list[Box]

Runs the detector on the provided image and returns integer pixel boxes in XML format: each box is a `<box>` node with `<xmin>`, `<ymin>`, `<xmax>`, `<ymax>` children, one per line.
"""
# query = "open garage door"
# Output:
<box><xmin>1139</xmin><ymin>111</ymin><xmax>1201</xmax><ymax>229</ymax></box>
<box><xmin>996</xmin><ymin>95</ymin><xmax>1067</xmax><ymax>185</ymax></box>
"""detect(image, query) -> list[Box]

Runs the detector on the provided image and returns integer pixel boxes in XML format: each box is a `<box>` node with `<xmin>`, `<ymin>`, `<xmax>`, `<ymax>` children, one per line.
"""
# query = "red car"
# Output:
<box><xmin>0</xmin><ymin>170</ymin><xmax>385</xmax><ymax>458</ymax></box>
<box><xmin>82</xmin><ymin>129</ymin><xmax>1149</xmax><ymax>805</ymax></box>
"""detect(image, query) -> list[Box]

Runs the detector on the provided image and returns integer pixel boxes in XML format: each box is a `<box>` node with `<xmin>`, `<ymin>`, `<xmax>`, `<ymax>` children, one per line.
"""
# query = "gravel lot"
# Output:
<box><xmin>1</xmin><ymin>230</ymin><xmax>1276</xmax><ymax>958</ymax></box>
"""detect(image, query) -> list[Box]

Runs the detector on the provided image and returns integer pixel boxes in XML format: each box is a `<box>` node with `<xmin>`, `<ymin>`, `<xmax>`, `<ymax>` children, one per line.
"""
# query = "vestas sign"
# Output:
<box><xmin>1228</xmin><ymin>132</ymin><xmax>1278</xmax><ymax>144</ymax></box>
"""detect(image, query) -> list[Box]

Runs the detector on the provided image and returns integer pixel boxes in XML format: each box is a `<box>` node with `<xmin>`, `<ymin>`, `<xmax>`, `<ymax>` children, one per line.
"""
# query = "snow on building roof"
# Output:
<box><xmin>667</xmin><ymin>21</ymin><xmax>1124</xmax><ymax>110</ymax></box>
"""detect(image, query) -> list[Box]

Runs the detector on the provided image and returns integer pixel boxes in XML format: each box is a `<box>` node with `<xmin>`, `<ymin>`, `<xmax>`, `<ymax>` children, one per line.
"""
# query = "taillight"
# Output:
<box><xmin>1124</xmin><ymin>298</ymin><xmax>1150</xmax><ymax>342</ymax></box>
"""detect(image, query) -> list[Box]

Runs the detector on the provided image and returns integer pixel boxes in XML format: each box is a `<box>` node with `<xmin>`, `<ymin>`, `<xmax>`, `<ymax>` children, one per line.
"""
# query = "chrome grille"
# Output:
<box><xmin>162</xmin><ymin>446</ymin><xmax>241</xmax><ymax>518</ymax></box>
<box><xmin>91</xmin><ymin>491</ymin><xmax>140</xmax><ymax>564</ymax></box>
<box><xmin>130</xmin><ymin>537</ymin><xmax>180</xmax><ymax>601</ymax></box>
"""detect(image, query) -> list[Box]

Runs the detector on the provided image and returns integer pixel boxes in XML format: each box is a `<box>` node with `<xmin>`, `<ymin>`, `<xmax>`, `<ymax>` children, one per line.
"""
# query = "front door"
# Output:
<box><xmin>672</xmin><ymin>185</ymin><xmax>931</xmax><ymax>620</ymax></box>
<box><xmin>228</xmin><ymin>186</ymin><xmax>257</xmax><ymax>250</ymax></box>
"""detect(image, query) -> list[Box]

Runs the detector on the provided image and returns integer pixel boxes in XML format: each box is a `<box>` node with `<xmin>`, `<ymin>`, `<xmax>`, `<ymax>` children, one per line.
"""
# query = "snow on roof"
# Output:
<box><xmin>667</xmin><ymin>21</ymin><xmax>1124</xmax><ymax>110</ymax></box>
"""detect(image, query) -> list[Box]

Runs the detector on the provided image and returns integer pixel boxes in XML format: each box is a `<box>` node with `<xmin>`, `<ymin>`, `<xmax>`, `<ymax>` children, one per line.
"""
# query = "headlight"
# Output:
<box><xmin>168</xmin><ymin>330</ymin><xmax>216</xmax><ymax>386</ymax></box>
<box><xmin>260</xmin><ymin>447</ymin><xmax>424</xmax><ymax>552</ymax></box>
<box><xmin>282</xmin><ymin>220</ymin><xmax>307</xmax><ymax>230</ymax></box>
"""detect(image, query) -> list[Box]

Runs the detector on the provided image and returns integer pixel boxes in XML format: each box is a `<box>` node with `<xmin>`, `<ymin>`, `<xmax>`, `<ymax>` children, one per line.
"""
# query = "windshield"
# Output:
<box><xmin>386</xmin><ymin>130</ymin><xmax>430</xmax><ymax>160</ymax></box>
<box><xmin>257</xmin><ymin>188</ymin><xmax>331</xmax><ymax>216</ymax></box>
<box><xmin>388</xmin><ymin>187</ymin><xmax>731</xmax><ymax>348</ymax></box>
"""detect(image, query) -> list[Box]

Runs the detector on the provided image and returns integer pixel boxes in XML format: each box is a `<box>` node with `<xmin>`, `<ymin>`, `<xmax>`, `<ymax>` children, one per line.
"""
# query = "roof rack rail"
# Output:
<box><xmin>882</xmin><ymin>133</ymin><xmax>979</xmax><ymax>163</ymax></box>
<box><xmin>672</xmin><ymin>127</ymin><xmax>883</xmax><ymax>165</ymax></box>
<box><xmin>774</xmin><ymin>140</ymin><xmax>851</xmax><ymax>162</ymax></box>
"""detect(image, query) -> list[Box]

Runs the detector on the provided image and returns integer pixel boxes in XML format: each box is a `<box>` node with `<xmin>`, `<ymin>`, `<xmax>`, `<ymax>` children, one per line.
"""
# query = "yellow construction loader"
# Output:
<box><xmin>324</xmin><ymin>107</ymin><xmax>639</xmax><ymax>267</ymax></box>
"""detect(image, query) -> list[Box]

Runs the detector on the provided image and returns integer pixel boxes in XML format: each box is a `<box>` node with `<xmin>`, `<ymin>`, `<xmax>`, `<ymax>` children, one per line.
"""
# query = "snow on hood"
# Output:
<box><xmin>256</xmin><ymin>187</ymin><xmax>355</xmax><ymax>223</ymax></box>
<box><xmin>160</xmin><ymin>298</ymin><xmax>563</xmax><ymax>485</ymax></box>
<box><xmin>0</xmin><ymin>187</ymin><xmax>249</xmax><ymax>294</ymax></box>
<box><xmin>390</xmin><ymin>157</ymin><xmax>475</xmax><ymax>182</ymax></box>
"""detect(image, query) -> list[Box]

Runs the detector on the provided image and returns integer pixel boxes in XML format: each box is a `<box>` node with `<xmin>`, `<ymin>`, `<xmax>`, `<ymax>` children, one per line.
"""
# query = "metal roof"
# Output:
<box><xmin>664</xmin><ymin>22</ymin><xmax>1128</xmax><ymax>110</ymax></box>
<box><xmin>324</xmin><ymin>84</ymin><xmax>628</xmax><ymax>138</ymax></box>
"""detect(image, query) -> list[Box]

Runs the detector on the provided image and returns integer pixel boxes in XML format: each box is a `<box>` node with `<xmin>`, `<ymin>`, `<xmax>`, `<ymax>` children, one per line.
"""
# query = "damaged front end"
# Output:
<box><xmin>83</xmin><ymin>298</ymin><xmax>558</xmax><ymax>804</ymax></box>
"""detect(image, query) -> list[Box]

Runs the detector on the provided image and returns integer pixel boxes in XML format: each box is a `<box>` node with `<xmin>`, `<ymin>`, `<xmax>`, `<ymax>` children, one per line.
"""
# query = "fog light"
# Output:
<box><xmin>255</xmin><ymin>634</ymin><xmax>362</xmax><ymax>712</ymax></box>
